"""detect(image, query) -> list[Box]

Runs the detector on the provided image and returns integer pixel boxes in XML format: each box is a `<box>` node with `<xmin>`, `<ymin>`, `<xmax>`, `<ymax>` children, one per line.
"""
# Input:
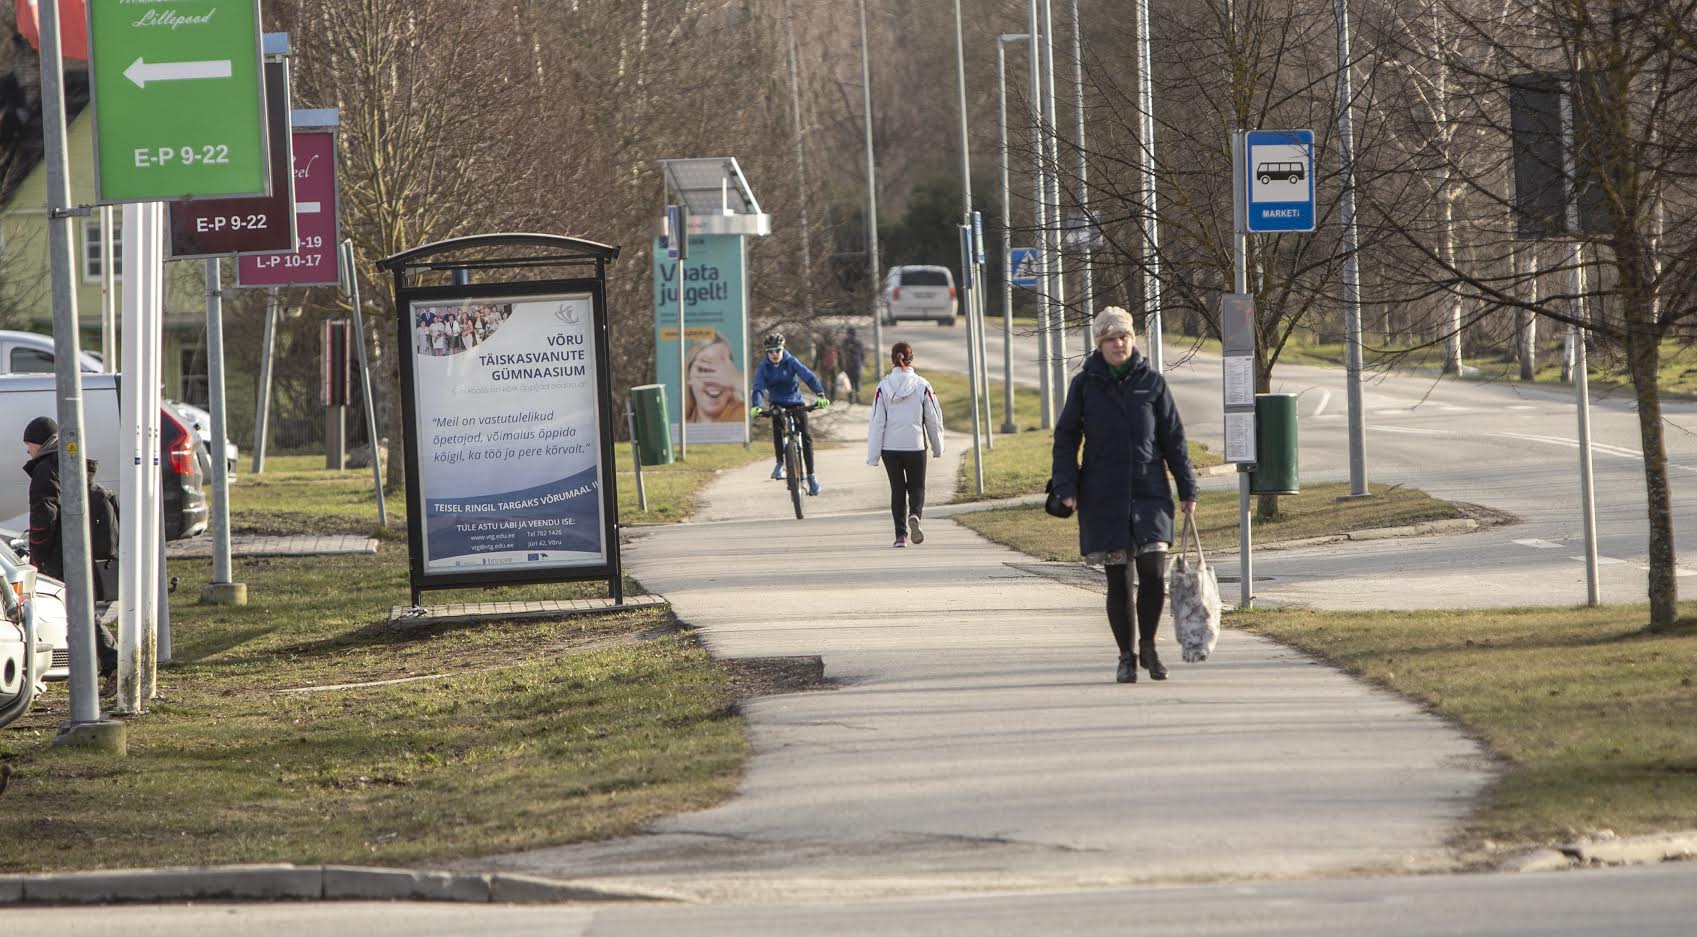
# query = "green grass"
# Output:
<box><xmin>957</xmin><ymin>481</ymin><xmax>1468</xmax><ymax>561</ymax></box>
<box><xmin>1235</xmin><ymin>603</ymin><xmax>1697</xmax><ymax>845</ymax></box>
<box><xmin>0</xmin><ymin>457</ymin><xmax>751</xmax><ymax>873</ymax></box>
<box><xmin>246</xmin><ymin>444</ymin><xmax>764</xmax><ymax>533</ymax></box>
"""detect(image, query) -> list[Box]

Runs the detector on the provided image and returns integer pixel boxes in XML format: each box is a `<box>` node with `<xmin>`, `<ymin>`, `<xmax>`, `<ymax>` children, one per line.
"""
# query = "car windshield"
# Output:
<box><xmin>900</xmin><ymin>270</ymin><xmax>949</xmax><ymax>287</ymax></box>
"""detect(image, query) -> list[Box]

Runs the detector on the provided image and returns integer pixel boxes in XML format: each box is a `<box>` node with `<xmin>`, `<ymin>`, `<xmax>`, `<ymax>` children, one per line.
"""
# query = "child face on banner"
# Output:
<box><xmin>687</xmin><ymin>339</ymin><xmax>744</xmax><ymax>422</ymax></box>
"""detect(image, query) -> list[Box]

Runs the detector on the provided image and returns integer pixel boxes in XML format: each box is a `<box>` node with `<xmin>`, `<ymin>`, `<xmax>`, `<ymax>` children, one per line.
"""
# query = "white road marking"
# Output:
<box><xmin>1513</xmin><ymin>538</ymin><xmax>1562</xmax><ymax>549</ymax></box>
<box><xmin>1312</xmin><ymin>389</ymin><xmax>1332</xmax><ymax>418</ymax></box>
<box><xmin>1573</xmin><ymin>555</ymin><xmax>1628</xmax><ymax>565</ymax></box>
<box><xmin>1639</xmin><ymin>566</ymin><xmax>1697</xmax><ymax>577</ymax></box>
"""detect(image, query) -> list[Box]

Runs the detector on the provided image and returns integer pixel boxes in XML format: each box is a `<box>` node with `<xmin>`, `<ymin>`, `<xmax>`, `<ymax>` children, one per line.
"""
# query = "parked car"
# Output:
<box><xmin>0</xmin><ymin>329</ymin><xmax>104</xmax><ymax>375</ymax></box>
<box><xmin>0</xmin><ymin>535</ymin><xmax>51</xmax><ymax>728</ymax></box>
<box><xmin>880</xmin><ymin>265</ymin><xmax>959</xmax><ymax>326</ymax></box>
<box><xmin>167</xmin><ymin>400</ymin><xmax>239</xmax><ymax>478</ymax></box>
<box><xmin>0</xmin><ymin>375</ymin><xmax>208</xmax><ymax>542</ymax></box>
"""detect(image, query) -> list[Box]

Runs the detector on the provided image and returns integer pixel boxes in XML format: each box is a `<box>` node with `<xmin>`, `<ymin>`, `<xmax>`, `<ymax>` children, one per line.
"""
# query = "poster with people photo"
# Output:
<box><xmin>652</xmin><ymin>233</ymin><xmax>750</xmax><ymax>444</ymax></box>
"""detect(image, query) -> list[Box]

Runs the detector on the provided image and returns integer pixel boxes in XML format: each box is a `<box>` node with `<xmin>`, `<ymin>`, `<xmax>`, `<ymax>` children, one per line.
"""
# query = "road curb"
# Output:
<box><xmin>0</xmin><ymin>864</ymin><xmax>676</xmax><ymax>906</ymax></box>
<box><xmin>1495</xmin><ymin>831</ymin><xmax>1697</xmax><ymax>873</ymax></box>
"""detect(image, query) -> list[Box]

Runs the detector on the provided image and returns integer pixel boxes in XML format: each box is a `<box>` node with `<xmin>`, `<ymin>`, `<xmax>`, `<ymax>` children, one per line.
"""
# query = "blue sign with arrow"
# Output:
<box><xmin>1244</xmin><ymin>129</ymin><xmax>1316</xmax><ymax>233</ymax></box>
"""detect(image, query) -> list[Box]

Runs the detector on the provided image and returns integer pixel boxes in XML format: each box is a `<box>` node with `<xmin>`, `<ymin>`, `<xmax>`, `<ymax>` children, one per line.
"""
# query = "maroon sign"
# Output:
<box><xmin>238</xmin><ymin>129</ymin><xmax>340</xmax><ymax>287</ymax></box>
<box><xmin>167</xmin><ymin>60</ymin><xmax>296</xmax><ymax>259</ymax></box>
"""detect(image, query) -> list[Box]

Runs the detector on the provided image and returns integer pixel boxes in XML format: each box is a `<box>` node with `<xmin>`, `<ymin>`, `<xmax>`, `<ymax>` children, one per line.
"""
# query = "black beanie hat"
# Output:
<box><xmin>23</xmin><ymin>416</ymin><xmax>57</xmax><ymax>446</ymax></box>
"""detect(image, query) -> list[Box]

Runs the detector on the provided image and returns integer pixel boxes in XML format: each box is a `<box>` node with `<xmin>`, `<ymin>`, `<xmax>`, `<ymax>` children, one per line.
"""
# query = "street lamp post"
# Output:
<box><xmin>1335</xmin><ymin>0</ymin><xmax>1368</xmax><ymax>497</ymax></box>
<box><xmin>1039</xmin><ymin>0</ymin><xmax>1068</xmax><ymax>400</ymax></box>
<box><xmin>857</xmin><ymin>0</ymin><xmax>883</xmax><ymax>366</ymax></box>
<box><xmin>952</xmin><ymin>0</ymin><xmax>984</xmax><ymax>489</ymax></box>
<box><xmin>1027</xmin><ymin>0</ymin><xmax>1053</xmax><ymax>427</ymax></box>
<box><xmin>1135</xmin><ymin>0</ymin><xmax>1164</xmax><ymax>371</ymax></box>
<box><xmin>998</xmin><ymin>33</ymin><xmax>1030</xmax><ymax>435</ymax></box>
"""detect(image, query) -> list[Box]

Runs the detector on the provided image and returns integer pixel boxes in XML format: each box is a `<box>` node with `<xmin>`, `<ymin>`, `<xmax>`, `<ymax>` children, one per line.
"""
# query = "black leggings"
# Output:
<box><xmin>770</xmin><ymin>410</ymin><xmax>816</xmax><ymax>475</ymax></box>
<box><xmin>881</xmin><ymin>450</ymin><xmax>927</xmax><ymax>536</ymax></box>
<box><xmin>1105</xmin><ymin>551</ymin><xmax>1168</xmax><ymax>655</ymax></box>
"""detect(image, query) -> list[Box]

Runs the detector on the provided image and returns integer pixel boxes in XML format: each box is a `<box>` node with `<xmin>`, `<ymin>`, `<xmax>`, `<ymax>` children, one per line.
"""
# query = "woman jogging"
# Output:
<box><xmin>1051</xmin><ymin>307</ymin><xmax>1198</xmax><ymax>683</ymax></box>
<box><xmin>866</xmin><ymin>342</ymin><xmax>944</xmax><ymax>548</ymax></box>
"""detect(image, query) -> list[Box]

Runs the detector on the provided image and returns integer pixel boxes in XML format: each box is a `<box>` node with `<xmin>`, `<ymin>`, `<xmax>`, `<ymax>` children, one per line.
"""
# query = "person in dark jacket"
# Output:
<box><xmin>842</xmin><ymin>327</ymin><xmax>866</xmax><ymax>404</ymax></box>
<box><xmin>22</xmin><ymin>416</ymin><xmax>117</xmax><ymax>678</ymax></box>
<box><xmin>1051</xmin><ymin>308</ymin><xmax>1198</xmax><ymax>684</ymax></box>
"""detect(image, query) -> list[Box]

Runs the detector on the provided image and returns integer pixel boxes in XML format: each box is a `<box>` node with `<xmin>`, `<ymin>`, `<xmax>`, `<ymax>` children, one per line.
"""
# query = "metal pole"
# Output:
<box><xmin>858</xmin><ymin>0</ymin><xmax>883</xmax><ymax>368</ymax></box>
<box><xmin>1070</xmin><ymin>0</ymin><xmax>1094</xmax><ymax>329</ymax></box>
<box><xmin>976</xmin><ymin>258</ymin><xmax>994</xmax><ymax>448</ymax></box>
<box><xmin>100</xmin><ymin>206</ymin><xmax>116</xmax><ymax>372</ymax></box>
<box><xmin>998</xmin><ymin>36</ymin><xmax>1024</xmax><ymax>434</ymax></box>
<box><xmin>677</xmin><ymin>226</ymin><xmax>688</xmax><ymax>461</ymax></box>
<box><xmin>156</xmin><ymin>523</ymin><xmax>172</xmax><ymax>663</ymax></box>
<box><xmin>1135</xmin><ymin>0</ymin><xmax>1164</xmax><ymax>371</ymax></box>
<box><xmin>1336</xmin><ymin>0</ymin><xmax>1368</xmax><ymax>497</ymax></box>
<box><xmin>252</xmin><ymin>288</ymin><xmax>278</xmax><ymax>474</ymax></box>
<box><xmin>342</xmin><ymin>240</ymin><xmax>387</xmax><ymax>527</ymax></box>
<box><xmin>1560</xmin><ymin>85</ymin><xmax>1599</xmax><ymax>606</ymax></box>
<box><xmin>1027</xmin><ymin>1</ymin><xmax>1053</xmax><ymax>427</ymax></box>
<box><xmin>1040</xmin><ymin>0</ymin><xmax>1068</xmax><ymax>398</ymax></box>
<box><xmin>203</xmin><ymin>259</ymin><xmax>238</xmax><ymax>598</ymax></box>
<box><xmin>625</xmin><ymin>399</ymin><xmax>648</xmax><ymax>512</ymax></box>
<box><xmin>1233</xmin><ymin>130</ymin><xmax>1253</xmax><ymax>611</ymax></box>
<box><xmin>782</xmin><ymin>0</ymin><xmax>815</xmax><ymax>321</ymax></box>
<box><xmin>141</xmin><ymin>207</ymin><xmax>162</xmax><ymax>697</ymax></box>
<box><xmin>1520</xmin><ymin>250</ymin><xmax>1538</xmax><ymax>381</ymax></box>
<box><xmin>39</xmin><ymin>0</ymin><xmax>103</xmax><ymax>732</ymax></box>
<box><xmin>962</xmin><ymin>226</ymin><xmax>985</xmax><ymax>496</ymax></box>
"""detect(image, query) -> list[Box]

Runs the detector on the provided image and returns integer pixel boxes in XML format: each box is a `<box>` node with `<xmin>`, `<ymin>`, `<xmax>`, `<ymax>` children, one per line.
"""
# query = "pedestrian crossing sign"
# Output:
<box><xmin>1009</xmin><ymin>247</ymin><xmax>1039</xmax><ymax>288</ymax></box>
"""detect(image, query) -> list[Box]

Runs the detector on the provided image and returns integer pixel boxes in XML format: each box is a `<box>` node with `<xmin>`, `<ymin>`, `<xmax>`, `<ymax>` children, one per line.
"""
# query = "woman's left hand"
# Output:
<box><xmin>1180</xmin><ymin>500</ymin><xmax>1197</xmax><ymax>515</ymax></box>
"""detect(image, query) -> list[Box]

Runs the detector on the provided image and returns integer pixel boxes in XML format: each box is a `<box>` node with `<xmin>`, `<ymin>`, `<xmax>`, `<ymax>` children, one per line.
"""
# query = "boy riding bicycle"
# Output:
<box><xmin>750</xmin><ymin>332</ymin><xmax>829</xmax><ymax>495</ymax></box>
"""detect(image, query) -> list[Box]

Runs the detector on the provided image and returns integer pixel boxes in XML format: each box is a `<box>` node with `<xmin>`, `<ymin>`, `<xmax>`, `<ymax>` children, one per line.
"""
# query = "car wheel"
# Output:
<box><xmin>1288</xmin><ymin>174</ymin><xmax>1301</xmax><ymax>184</ymax></box>
<box><xmin>1258</xmin><ymin>174</ymin><xmax>1271</xmax><ymax>184</ymax></box>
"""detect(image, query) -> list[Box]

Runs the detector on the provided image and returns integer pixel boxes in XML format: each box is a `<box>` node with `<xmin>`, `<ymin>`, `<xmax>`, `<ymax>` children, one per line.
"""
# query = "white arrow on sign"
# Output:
<box><xmin>123</xmin><ymin>57</ymin><xmax>234</xmax><ymax>89</ymax></box>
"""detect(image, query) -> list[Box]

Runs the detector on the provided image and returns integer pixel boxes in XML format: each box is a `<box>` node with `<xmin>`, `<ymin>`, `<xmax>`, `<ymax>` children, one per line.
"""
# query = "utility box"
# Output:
<box><xmin>1249</xmin><ymin>393</ymin><xmax>1299</xmax><ymax>495</ymax></box>
<box><xmin>631</xmin><ymin>384</ymin><xmax>674</xmax><ymax>466</ymax></box>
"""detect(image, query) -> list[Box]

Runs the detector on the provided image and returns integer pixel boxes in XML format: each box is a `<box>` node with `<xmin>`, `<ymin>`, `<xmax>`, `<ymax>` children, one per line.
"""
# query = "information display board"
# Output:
<box><xmin>88</xmin><ymin>0</ymin><xmax>269</xmax><ymax>203</ymax></box>
<box><xmin>167</xmin><ymin>59</ymin><xmax>296</xmax><ymax>258</ymax></box>
<box><xmin>651</xmin><ymin>233</ymin><xmax>748</xmax><ymax>445</ymax></box>
<box><xmin>408</xmin><ymin>293</ymin><xmax>607</xmax><ymax>576</ymax></box>
<box><xmin>237</xmin><ymin>128</ymin><xmax>339</xmax><ymax>286</ymax></box>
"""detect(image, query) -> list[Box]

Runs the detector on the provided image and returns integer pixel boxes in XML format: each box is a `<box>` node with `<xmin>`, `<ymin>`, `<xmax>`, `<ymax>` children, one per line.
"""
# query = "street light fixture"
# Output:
<box><xmin>997</xmin><ymin>33</ymin><xmax>1030</xmax><ymax>435</ymax></box>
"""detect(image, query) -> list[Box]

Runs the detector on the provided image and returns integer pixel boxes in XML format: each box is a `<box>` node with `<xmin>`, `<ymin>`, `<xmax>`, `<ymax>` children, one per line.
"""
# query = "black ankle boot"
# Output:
<box><xmin>1116</xmin><ymin>652</ymin><xmax>1137</xmax><ymax>683</ymax></box>
<box><xmin>1139</xmin><ymin>641</ymin><xmax>1168</xmax><ymax>680</ymax></box>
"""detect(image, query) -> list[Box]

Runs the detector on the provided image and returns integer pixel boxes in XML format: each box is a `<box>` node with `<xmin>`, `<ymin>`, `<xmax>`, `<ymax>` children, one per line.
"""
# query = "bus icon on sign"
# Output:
<box><xmin>1256</xmin><ymin>161</ymin><xmax>1305</xmax><ymax>184</ymax></box>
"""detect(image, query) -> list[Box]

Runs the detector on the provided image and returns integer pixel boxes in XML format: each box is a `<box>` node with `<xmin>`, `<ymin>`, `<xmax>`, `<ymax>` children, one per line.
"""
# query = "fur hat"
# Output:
<box><xmin>22</xmin><ymin>416</ymin><xmax>57</xmax><ymax>446</ymax></box>
<box><xmin>1091</xmin><ymin>306</ymin><xmax>1137</xmax><ymax>344</ymax></box>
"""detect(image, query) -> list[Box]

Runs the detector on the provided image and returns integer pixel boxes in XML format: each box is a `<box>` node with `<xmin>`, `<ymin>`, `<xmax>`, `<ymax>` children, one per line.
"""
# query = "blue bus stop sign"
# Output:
<box><xmin>1008</xmin><ymin>247</ymin><xmax>1039</xmax><ymax>288</ymax></box>
<box><xmin>1244</xmin><ymin>129</ymin><xmax>1315</xmax><ymax>233</ymax></box>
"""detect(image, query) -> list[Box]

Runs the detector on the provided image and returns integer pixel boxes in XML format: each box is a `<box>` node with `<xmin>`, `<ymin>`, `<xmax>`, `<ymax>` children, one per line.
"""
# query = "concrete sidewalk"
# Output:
<box><xmin>477</xmin><ymin>409</ymin><xmax>1495</xmax><ymax>902</ymax></box>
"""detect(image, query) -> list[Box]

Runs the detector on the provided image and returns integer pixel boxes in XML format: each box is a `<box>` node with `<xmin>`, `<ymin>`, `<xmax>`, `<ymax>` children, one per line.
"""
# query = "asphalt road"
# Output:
<box><xmin>17</xmin><ymin>863</ymin><xmax>1697</xmax><ymax>935</ymax></box>
<box><xmin>885</xmin><ymin>319</ymin><xmax>1697</xmax><ymax>609</ymax></box>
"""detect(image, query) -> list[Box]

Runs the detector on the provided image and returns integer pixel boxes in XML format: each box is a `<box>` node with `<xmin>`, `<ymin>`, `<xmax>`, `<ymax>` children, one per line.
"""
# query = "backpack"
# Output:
<box><xmin>87</xmin><ymin>481</ymin><xmax>120</xmax><ymax>561</ymax></box>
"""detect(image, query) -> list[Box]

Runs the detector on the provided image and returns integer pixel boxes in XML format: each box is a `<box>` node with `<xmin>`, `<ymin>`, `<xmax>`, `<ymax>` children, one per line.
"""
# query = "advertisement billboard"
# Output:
<box><xmin>652</xmin><ymin>233</ymin><xmax>748</xmax><ymax>445</ymax></box>
<box><xmin>408</xmin><ymin>293</ymin><xmax>607</xmax><ymax>576</ymax></box>
<box><xmin>237</xmin><ymin>129</ymin><xmax>339</xmax><ymax>287</ymax></box>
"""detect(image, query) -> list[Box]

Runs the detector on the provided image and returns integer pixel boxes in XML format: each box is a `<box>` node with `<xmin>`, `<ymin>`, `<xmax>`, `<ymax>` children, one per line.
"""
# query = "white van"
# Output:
<box><xmin>0</xmin><ymin>330</ymin><xmax>104</xmax><ymax>375</ymax></box>
<box><xmin>880</xmin><ymin>265</ymin><xmax>959</xmax><ymax>326</ymax></box>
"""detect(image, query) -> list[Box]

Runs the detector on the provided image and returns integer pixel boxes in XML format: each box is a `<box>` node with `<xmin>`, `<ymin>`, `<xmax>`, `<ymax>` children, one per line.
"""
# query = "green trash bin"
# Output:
<box><xmin>630</xmin><ymin>384</ymin><xmax>674</xmax><ymax>466</ymax></box>
<box><xmin>1249</xmin><ymin>393</ymin><xmax>1299</xmax><ymax>495</ymax></box>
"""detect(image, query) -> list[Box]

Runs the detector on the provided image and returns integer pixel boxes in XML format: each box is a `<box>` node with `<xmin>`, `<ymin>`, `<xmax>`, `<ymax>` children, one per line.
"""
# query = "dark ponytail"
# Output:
<box><xmin>891</xmin><ymin>342</ymin><xmax>914</xmax><ymax>368</ymax></box>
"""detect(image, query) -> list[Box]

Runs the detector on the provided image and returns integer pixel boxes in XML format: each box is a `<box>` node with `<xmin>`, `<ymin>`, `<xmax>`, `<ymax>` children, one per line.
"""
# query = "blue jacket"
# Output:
<box><xmin>751</xmin><ymin>351</ymin><xmax>825</xmax><ymax>408</ymax></box>
<box><xmin>1051</xmin><ymin>349</ymin><xmax>1198</xmax><ymax>555</ymax></box>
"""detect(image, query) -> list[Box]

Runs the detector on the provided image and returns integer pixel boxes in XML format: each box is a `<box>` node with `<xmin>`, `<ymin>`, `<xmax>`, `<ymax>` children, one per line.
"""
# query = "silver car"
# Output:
<box><xmin>0</xmin><ymin>537</ymin><xmax>50</xmax><ymax>729</ymax></box>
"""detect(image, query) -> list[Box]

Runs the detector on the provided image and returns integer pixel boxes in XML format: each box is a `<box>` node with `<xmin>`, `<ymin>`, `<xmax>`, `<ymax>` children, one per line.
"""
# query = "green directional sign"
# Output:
<box><xmin>88</xmin><ymin>0</ymin><xmax>269</xmax><ymax>203</ymax></box>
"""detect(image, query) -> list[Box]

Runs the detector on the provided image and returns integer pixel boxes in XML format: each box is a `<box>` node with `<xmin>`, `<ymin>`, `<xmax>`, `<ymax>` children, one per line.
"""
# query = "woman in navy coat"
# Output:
<box><xmin>1051</xmin><ymin>307</ymin><xmax>1199</xmax><ymax>684</ymax></box>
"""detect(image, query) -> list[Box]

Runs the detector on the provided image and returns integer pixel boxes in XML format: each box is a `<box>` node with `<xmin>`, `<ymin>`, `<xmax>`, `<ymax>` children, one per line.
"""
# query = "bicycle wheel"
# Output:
<box><xmin>786</xmin><ymin>437</ymin><xmax>805</xmax><ymax>520</ymax></box>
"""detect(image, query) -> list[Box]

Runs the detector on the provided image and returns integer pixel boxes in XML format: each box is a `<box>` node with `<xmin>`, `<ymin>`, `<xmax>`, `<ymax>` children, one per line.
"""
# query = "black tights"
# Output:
<box><xmin>1105</xmin><ymin>551</ymin><xmax>1168</xmax><ymax>655</ymax></box>
<box><xmin>769</xmin><ymin>410</ymin><xmax>816</xmax><ymax>475</ymax></box>
<box><xmin>880</xmin><ymin>450</ymin><xmax>927</xmax><ymax>536</ymax></box>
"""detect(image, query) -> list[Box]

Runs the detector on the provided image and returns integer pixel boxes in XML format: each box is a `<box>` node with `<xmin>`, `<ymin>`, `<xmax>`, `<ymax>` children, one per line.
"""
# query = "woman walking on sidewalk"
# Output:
<box><xmin>1051</xmin><ymin>308</ymin><xmax>1198</xmax><ymax>683</ymax></box>
<box><xmin>867</xmin><ymin>342</ymin><xmax>944</xmax><ymax>548</ymax></box>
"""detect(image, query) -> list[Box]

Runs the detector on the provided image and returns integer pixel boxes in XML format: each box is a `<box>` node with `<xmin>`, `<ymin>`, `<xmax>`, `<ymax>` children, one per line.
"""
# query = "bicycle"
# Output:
<box><xmin>753</xmin><ymin>399</ymin><xmax>826</xmax><ymax>520</ymax></box>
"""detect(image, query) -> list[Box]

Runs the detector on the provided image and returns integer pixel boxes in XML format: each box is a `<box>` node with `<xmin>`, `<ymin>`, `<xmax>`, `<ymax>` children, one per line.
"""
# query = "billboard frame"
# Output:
<box><xmin>379</xmin><ymin>234</ymin><xmax>622</xmax><ymax>607</ymax></box>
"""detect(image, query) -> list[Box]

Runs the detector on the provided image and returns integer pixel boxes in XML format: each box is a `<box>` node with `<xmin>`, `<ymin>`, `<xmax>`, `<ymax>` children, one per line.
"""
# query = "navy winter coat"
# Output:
<box><xmin>1051</xmin><ymin>350</ymin><xmax>1198</xmax><ymax>555</ymax></box>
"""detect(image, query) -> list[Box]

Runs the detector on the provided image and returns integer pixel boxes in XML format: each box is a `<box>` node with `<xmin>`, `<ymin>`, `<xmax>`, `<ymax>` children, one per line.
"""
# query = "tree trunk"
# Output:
<box><xmin>1625</xmin><ymin>319</ymin><xmax>1678</xmax><ymax>628</ymax></box>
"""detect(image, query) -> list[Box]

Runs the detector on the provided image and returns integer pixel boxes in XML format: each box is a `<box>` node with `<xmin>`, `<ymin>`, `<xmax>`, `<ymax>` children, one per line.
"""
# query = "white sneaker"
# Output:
<box><xmin>907</xmin><ymin>515</ymin><xmax>924</xmax><ymax>544</ymax></box>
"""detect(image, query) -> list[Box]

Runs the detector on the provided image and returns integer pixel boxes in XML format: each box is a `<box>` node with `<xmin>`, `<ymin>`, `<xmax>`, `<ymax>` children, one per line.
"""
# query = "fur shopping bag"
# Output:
<box><xmin>1169</xmin><ymin>513</ymin><xmax>1221</xmax><ymax>662</ymax></box>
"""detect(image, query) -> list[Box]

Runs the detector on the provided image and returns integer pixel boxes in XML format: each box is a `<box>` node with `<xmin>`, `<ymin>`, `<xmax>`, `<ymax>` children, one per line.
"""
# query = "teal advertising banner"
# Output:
<box><xmin>653</xmin><ymin>234</ymin><xmax>749</xmax><ymax>444</ymax></box>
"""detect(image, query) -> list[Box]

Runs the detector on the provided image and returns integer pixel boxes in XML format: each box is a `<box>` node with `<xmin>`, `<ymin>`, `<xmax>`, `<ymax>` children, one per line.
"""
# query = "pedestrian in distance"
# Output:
<box><xmin>750</xmin><ymin>332</ymin><xmax>829</xmax><ymax>495</ymax></box>
<box><xmin>842</xmin><ymin>327</ymin><xmax>866</xmax><ymax>404</ymax></box>
<box><xmin>20</xmin><ymin>416</ymin><xmax>119</xmax><ymax>678</ymax></box>
<box><xmin>1050</xmin><ymin>307</ymin><xmax>1198</xmax><ymax>684</ymax></box>
<box><xmin>866</xmin><ymin>342</ymin><xmax>944</xmax><ymax>548</ymax></box>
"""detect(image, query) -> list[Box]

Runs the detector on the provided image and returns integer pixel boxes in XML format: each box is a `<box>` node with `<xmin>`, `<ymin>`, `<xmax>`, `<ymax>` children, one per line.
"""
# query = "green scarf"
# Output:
<box><xmin>1108</xmin><ymin>359</ymin><xmax>1134</xmax><ymax>381</ymax></box>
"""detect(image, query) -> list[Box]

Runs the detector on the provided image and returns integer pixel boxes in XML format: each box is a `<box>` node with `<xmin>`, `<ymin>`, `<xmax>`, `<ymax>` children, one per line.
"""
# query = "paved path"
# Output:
<box><xmin>478</xmin><ymin>404</ymin><xmax>1493</xmax><ymax>902</ymax></box>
